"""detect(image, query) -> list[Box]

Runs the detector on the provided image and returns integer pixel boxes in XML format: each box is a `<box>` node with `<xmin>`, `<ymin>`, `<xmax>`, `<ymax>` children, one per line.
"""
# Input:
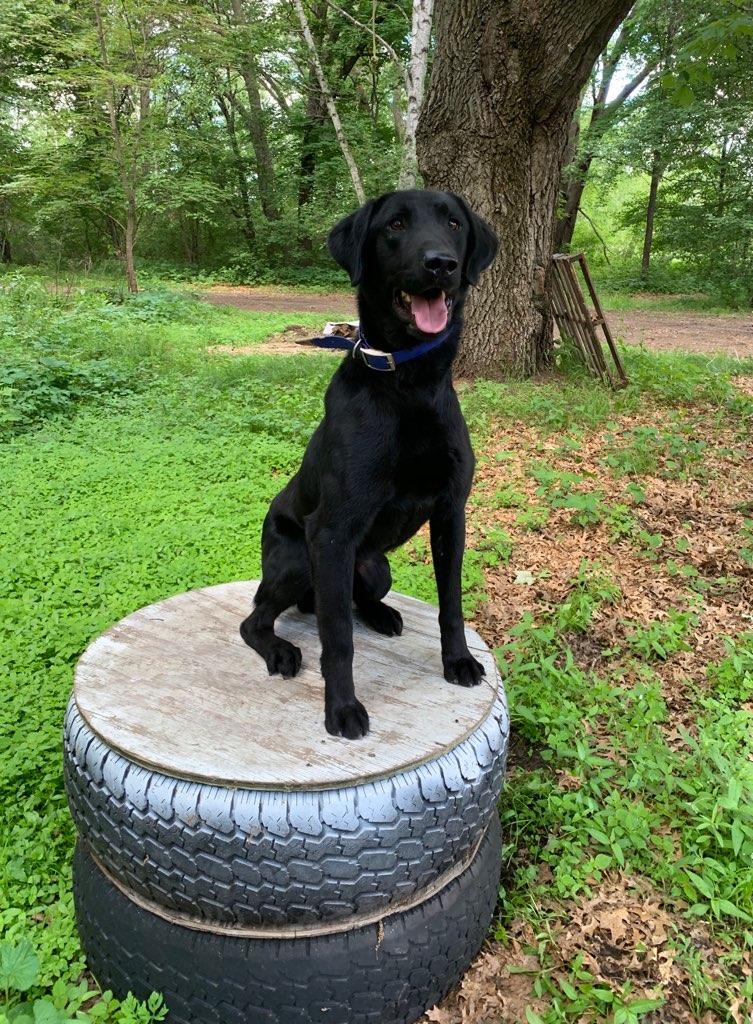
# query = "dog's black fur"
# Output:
<box><xmin>240</xmin><ymin>189</ymin><xmax>498</xmax><ymax>739</ymax></box>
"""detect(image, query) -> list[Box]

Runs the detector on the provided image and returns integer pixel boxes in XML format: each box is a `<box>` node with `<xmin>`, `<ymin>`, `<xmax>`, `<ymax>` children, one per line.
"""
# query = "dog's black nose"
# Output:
<box><xmin>423</xmin><ymin>251</ymin><xmax>459</xmax><ymax>275</ymax></box>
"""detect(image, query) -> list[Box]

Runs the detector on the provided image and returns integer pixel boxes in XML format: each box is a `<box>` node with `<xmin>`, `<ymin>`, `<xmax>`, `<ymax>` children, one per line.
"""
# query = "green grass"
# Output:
<box><xmin>1</xmin><ymin>274</ymin><xmax>753</xmax><ymax>1023</ymax></box>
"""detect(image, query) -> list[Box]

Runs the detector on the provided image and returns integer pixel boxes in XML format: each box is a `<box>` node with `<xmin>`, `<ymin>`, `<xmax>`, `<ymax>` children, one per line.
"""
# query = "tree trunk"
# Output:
<box><xmin>297</xmin><ymin>71</ymin><xmax>327</xmax><ymax>249</ymax></box>
<box><xmin>123</xmin><ymin>200</ymin><xmax>138</xmax><ymax>294</ymax></box>
<box><xmin>398</xmin><ymin>0</ymin><xmax>433</xmax><ymax>189</ymax></box>
<box><xmin>293</xmin><ymin>0</ymin><xmax>366</xmax><ymax>205</ymax></box>
<box><xmin>230</xmin><ymin>0</ymin><xmax>280</xmax><ymax>222</ymax></box>
<box><xmin>553</xmin><ymin>114</ymin><xmax>583</xmax><ymax>252</ymax></box>
<box><xmin>93</xmin><ymin>0</ymin><xmax>139</xmax><ymax>293</ymax></box>
<box><xmin>417</xmin><ymin>0</ymin><xmax>633</xmax><ymax>378</ymax></box>
<box><xmin>0</xmin><ymin>227</ymin><xmax>11</xmax><ymax>263</ymax></box>
<box><xmin>641</xmin><ymin>150</ymin><xmax>663</xmax><ymax>279</ymax></box>
<box><xmin>217</xmin><ymin>91</ymin><xmax>257</xmax><ymax>252</ymax></box>
<box><xmin>554</xmin><ymin>22</ymin><xmax>660</xmax><ymax>252</ymax></box>
<box><xmin>718</xmin><ymin>137</ymin><xmax>729</xmax><ymax>216</ymax></box>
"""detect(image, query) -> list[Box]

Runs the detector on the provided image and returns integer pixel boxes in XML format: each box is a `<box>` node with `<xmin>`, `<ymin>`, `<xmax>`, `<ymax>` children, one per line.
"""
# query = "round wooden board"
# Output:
<box><xmin>74</xmin><ymin>581</ymin><xmax>501</xmax><ymax>790</ymax></box>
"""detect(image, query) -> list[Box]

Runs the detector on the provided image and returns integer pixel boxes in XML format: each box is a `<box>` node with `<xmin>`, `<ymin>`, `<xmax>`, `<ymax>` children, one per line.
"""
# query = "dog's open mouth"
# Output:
<box><xmin>394</xmin><ymin>288</ymin><xmax>453</xmax><ymax>334</ymax></box>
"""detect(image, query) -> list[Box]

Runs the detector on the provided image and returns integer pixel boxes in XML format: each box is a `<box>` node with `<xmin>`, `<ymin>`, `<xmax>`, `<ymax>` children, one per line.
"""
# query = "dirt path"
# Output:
<box><xmin>607</xmin><ymin>309</ymin><xmax>753</xmax><ymax>359</ymax></box>
<box><xmin>202</xmin><ymin>285</ymin><xmax>356</xmax><ymax>317</ymax></box>
<box><xmin>201</xmin><ymin>285</ymin><xmax>753</xmax><ymax>359</ymax></box>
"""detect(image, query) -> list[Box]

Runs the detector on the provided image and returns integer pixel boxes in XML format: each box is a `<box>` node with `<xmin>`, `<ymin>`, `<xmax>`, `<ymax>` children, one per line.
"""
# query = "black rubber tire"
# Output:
<box><xmin>74</xmin><ymin>815</ymin><xmax>501</xmax><ymax>1024</ymax></box>
<box><xmin>64</xmin><ymin>692</ymin><xmax>508</xmax><ymax>926</ymax></box>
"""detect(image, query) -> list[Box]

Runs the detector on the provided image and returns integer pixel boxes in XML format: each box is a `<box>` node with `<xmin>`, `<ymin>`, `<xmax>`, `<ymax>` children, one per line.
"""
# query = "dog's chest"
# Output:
<box><xmin>392</xmin><ymin>411</ymin><xmax>455</xmax><ymax>498</ymax></box>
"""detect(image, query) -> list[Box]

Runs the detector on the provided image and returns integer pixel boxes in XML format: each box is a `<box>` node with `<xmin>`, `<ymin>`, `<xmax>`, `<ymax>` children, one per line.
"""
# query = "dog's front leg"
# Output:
<box><xmin>430</xmin><ymin>498</ymin><xmax>485</xmax><ymax>687</ymax></box>
<box><xmin>306</xmin><ymin>519</ymin><xmax>369</xmax><ymax>739</ymax></box>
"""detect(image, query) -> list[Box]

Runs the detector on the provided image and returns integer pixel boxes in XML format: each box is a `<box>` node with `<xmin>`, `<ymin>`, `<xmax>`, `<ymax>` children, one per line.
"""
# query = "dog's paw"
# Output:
<box><xmin>443</xmin><ymin>654</ymin><xmax>485</xmax><ymax>687</ymax></box>
<box><xmin>325</xmin><ymin>699</ymin><xmax>370</xmax><ymax>740</ymax></box>
<box><xmin>359</xmin><ymin>601</ymin><xmax>403</xmax><ymax>637</ymax></box>
<box><xmin>265</xmin><ymin>638</ymin><xmax>302</xmax><ymax>678</ymax></box>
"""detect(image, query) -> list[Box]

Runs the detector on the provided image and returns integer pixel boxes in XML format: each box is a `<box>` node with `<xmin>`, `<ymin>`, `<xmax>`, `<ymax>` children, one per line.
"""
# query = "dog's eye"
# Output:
<box><xmin>449</xmin><ymin>217</ymin><xmax>461</xmax><ymax>231</ymax></box>
<box><xmin>389</xmin><ymin>217</ymin><xmax>405</xmax><ymax>231</ymax></box>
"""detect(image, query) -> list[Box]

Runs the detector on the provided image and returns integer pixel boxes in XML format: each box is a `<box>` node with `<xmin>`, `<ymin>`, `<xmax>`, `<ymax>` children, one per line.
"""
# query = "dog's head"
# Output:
<box><xmin>328</xmin><ymin>190</ymin><xmax>498</xmax><ymax>339</ymax></box>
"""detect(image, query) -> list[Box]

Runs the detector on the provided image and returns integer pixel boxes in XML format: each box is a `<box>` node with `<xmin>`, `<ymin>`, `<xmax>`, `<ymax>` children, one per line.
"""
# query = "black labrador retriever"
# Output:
<box><xmin>240</xmin><ymin>189</ymin><xmax>498</xmax><ymax>739</ymax></box>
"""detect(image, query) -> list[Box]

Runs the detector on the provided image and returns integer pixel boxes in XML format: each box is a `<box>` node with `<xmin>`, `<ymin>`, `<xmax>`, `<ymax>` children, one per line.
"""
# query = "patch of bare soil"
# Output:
<box><xmin>608</xmin><ymin>309</ymin><xmax>753</xmax><ymax>359</ymax></box>
<box><xmin>207</xmin><ymin>324</ymin><xmax>343</xmax><ymax>358</ymax></box>
<box><xmin>733</xmin><ymin>375</ymin><xmax>753</xmax><ymax>397</ymax></box>
<box><xmin>201</xmin><ymin>284</ymin><xmax>355</xmax><ymax>317</ymax></box>
<box><xmin>202</xmin><ymin>286</ymin><xmax>753</xmax><ymax>357</ymax></box>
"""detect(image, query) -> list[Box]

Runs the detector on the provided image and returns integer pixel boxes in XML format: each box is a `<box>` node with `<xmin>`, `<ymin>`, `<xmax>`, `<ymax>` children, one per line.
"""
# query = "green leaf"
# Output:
<box><xmin>526</xmin><ymin>1009</ymin><xmax>545</xmax><ymax>1024</ymax></box>
<box><xmin>33</xmin><ymin>1002</ymin><xmax>65</xmax><ymax>1024</ymax></box>
<box><xmin>587</xmin><ymin>826</ymin><xmax>610</xmax><ymax>845</ymax></box>
<box><xmin>7</xmin><ymin>1005</ymin><xmax>35</xmax><ymax>1024</ymax></box>
<box><xmin>592</xmin><ymin>987</ymin><xmax>614</xmax><ymax>1002</ymax></box>
<box><xmin>731</xmin><ymin>821</ymin><xmax>745</xmax><ymax>856</ymax></box>
<box><xmin>0</xmin><ymin>943</ymin><xmax>39</xmax><ymax>994</ymax></box>
<box><xmin>685</xmin><ymin>869</ymin><xmax>714</xmax><ymax>899</ymax></box>
<box><xmin>687</xmin><ymin>902</ymin><xmax>709</xmax><ymax>916</ymax></box>
<box><xmin>559</xmin><ymin>978</ymin><xmax>578</xmax><ymax>1000</ymax></box>
<box><xmin>627</xmin><ymin>997</ymin><xmax>665</xmax><ymax>1012</ymax></box>
<box><xmin>712</xmin><ymin>898</ymin><xmax>752</xmax><ymax>922</ymax></box>
<box><xmin>673</xmin><ymin>83</ymin><xmax>695</xmax><ymax>106</ymax></box>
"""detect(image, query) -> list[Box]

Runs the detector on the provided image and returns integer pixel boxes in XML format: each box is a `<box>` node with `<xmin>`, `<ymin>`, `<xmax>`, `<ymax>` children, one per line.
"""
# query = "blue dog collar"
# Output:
<box><xmin>311</xmin><ymin>326</ymin><xmax>452</xmax><ymax>372</ymax></box>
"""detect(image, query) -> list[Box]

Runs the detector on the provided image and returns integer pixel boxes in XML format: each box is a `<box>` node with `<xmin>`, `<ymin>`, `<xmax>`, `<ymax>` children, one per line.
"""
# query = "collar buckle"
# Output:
<box><xmin>353</xmin><ymin>338</ymin><xmax>396</xmax><ymax>371</ymax></box>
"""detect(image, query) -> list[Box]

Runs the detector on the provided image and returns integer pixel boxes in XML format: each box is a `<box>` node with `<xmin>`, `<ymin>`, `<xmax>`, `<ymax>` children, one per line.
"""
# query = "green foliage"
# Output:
<box><xmin>602</xmin><ymin>423</ymin><xmax>707</xmax><ymax>479</ymax></box>
<box><xmin>498</xmin><ymin>611</ymin><xmax>753</xmax><ymax>928</ymax></box>
<box><xmin>707</xmin><ymin>634</ymin><xmax>753</xmax><ymax>703</ymax></box>
<box><xmin>625</xmin><ymin>608</ymin><xmax>698</xmax><ymax>661</ymax></box>
<box><xmin>3</xmin><ymin>278</ymin><xmax>753</xmax><ymax>1021</ymax></box>
<box><xmin>0</xmin><ymin>940</ymin><xmax>165</xmax><ymax>1024</ymax></box>
<box><xmin>556</xmin><ymin>561</ymin><xmax>621</xmax><ymax>633</ymax></box>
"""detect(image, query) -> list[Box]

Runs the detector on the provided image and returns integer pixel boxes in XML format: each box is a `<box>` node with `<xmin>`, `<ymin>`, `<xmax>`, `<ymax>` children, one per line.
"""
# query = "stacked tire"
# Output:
<box><xmin>64</xmin><ymin>585</ymin><xmax>509</xmax><ymax>1024</ymax></box>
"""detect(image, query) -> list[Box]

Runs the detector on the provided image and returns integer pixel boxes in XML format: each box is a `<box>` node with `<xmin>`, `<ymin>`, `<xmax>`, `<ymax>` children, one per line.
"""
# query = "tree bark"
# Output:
<box><xmin>555</xmin><ymin>40</ymin><xmax>658</xmax><ymax>250</ymax></box>
<box><xmin>297</xmin><ymin>71</ymin><xmax>327</xmax><ymax>246</ymax></box>
<box><xmin>718</xmin><ymin>136</ymin><xmax>729</xmax><ymax>216</ymax></box>
<box><xmin>0</xmin><ymin>226</ymin><xmax>11</xmax><ymax>263</ymax></box>
<box><xmin>217</xmin><ymin>90</ymin><xmax>257</xmax><ymax>251</ymax></box>
<box><xmin>123</xmin><ymin>200</ymin><xmax>138</xmax><ymax>294</ymax></box>
<box><xmin>398</xmin><ymin>0</ymin><xmax>433</xmax><ymax>189</ymax></box>
<box><xmin>230</xmin><ymin>0</ymin><xmax>280</xmax><ymax>222</ymax></box>
<box><xmin>417</xmin><ymin>0</ymin><xmax>633</xmax><ymax>378</ymax></box>
<box><xmin>93</xmin><ymin>0</ymin><xmax>139</xmax><ymax>293</ymax></box>
<box><xmin>641</xmin><ymin>150</ymin><xmax>663</xmax><ymax>279</ymax></box>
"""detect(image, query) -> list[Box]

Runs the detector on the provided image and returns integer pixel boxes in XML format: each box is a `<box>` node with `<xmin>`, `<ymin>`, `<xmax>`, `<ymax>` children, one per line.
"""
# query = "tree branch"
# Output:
<box><xmin>320</xmin><ymin>0</ymin><xmax>409</xmax><ymax>90</ymax></box>
<box><xmin>603</xmin><ymin>58</ymin><xmax>660</xmax><ymax>115</ymax></box>
<box><xmin>292</xmin><ymin>0</ymin><xmax>366</xmax><ymax>203</ymax></box>
<box><xmin>257</xmin><ymin>69</ymin><xmax>290</xmax><ymax>113</ymax></box>
<box><xmin>579</xmin><ymin>208</ymin><xmax>611</xmax><ymax>264</ymax></box>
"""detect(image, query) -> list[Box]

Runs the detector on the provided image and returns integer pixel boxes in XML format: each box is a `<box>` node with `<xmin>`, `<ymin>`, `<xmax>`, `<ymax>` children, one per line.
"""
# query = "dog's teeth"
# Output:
<box><xmin>401</xmin><ymin>290</ymin><xmax>411</xmax><ymax>306</ymax></box>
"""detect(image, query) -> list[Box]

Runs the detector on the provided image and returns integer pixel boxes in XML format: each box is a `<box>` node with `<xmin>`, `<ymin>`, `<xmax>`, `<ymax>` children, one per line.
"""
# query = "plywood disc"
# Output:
<box><xmin>74</xmin><ymin>581</ymin><xmax>500</xmax><ymax>790</ymax></box>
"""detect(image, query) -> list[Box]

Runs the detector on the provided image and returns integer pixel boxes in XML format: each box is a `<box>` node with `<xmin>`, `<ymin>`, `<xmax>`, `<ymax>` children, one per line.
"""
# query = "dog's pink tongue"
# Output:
<box><xmin>410</xmin><ymin>292</ymin><xmax>448</xmax><ymax>334</ymax></box>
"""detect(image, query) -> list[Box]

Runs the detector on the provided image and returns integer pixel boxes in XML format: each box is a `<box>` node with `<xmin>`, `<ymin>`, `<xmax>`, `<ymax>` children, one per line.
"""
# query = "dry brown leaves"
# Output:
<box><xmin>421</xmin><ymin>877</ymin><xmax>752</xmax><ymax>1024</ymax></box>
<box><xmin>421</xmin><ymin>922</ymin><xmax>547</xmax><ymax>1024</ymax></box>
<box><xmin>431</xmin><ymin>402</ymin><xmax>753</xmax><ymax>1023</ymax></box>
<box><xmin>732</xmin><ymin>376</ymin><xmax>753</xmax><ymax>399</ymax></box>
<box><xmin>468</xmin><ymin>404</ymin><xmax>753</xmax><ymax>727</ymax></box>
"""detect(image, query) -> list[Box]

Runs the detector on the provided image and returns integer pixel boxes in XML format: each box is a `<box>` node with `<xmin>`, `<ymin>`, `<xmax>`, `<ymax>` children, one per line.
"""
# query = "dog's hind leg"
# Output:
<box><xmin>353</xmin><ymin>555</ymin><xmax>403</xmax><ymax>637</ymax></box>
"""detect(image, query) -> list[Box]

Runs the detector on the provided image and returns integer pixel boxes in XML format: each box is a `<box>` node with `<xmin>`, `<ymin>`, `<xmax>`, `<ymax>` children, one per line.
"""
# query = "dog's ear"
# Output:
<box><xmin>327</xmin><ymin>198</ymin><xmax>378</xmax><ymax>286</ymax></box>
<box><xmin>452</xmin><ymin>195</ymin><xmax>499</xmax><ymax>286</ymax></box>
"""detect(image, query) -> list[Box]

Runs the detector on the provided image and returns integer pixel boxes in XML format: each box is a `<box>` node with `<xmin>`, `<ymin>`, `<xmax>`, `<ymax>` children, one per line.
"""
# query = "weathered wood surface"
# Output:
<box><xmin>74</xmin><ymin>581</ymin><xmax>501</xmax><ymax>790</ymax></box>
